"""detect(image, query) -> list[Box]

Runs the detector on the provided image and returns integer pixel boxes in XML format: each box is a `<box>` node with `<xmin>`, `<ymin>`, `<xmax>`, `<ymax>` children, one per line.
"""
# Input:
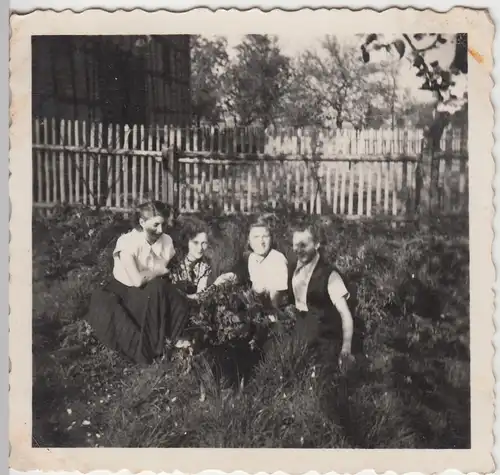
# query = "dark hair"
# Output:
<box><xmin>133</xmin><ymin>200</ymin><xmax>171</xmax><ymax>230</ymax></box>
<box><xmin>176</xmin><ymin>215</ymin><xmax>210</xmax><ymax>255</ymax></box>
<box><xmin>291</xmin><ymin>219</ymin><xmax>324</xmax><ymax>245</ymax></box>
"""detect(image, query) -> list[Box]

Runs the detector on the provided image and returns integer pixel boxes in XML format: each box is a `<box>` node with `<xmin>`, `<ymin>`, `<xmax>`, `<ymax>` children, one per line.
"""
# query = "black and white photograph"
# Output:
<box><xmin>8</xmin><ymin>7</ymin><xmax>494</xmax><ymax>473</ymax></box>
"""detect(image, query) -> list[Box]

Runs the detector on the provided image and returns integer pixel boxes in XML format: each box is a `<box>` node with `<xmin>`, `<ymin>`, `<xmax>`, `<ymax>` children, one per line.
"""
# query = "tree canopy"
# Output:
<box><xmin>190</xmin><ymin>35</ymin><xmax>229</xmax><ymax>125</ymax></box>
<box><xmin>224</xmin><ymin>35</ymin><xmax>292</xmax><ymax>128</ymax></box>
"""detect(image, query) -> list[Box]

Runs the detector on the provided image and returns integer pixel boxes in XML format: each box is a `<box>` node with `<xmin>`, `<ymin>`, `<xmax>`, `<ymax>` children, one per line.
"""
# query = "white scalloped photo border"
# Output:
<box><xmin>8</xmin><ymin>6</ymin><xmax>496</xmax><ymax>475</ymax></box>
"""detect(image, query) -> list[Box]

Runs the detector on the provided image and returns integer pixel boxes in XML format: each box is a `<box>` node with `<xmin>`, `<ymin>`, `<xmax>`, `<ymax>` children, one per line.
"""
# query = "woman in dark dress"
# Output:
<box><xmin>85</xmin><ymin>201</ymin><xmax>191</xmax><ymax>365</ymax></box>
<box><xmin>169</xmin><ymin>216</ymin><xmax>212</xmax><ymax>298</ymax></box>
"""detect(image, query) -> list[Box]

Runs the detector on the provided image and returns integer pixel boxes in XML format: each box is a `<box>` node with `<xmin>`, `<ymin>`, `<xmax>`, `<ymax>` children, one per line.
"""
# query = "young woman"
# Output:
<box><xmin>170</xmin><ymin>216</ymin><xmax>212</xmax><ymax>298</ymax></box>
<box><xmin>214</xmin><ymin>216</ymin><xmax>289</xmax><ymax>308</ymax></box>
<box><xmin>85</xmin><ymin>201</ymin><xmax>191</xmax><ymax>365</ymax></box>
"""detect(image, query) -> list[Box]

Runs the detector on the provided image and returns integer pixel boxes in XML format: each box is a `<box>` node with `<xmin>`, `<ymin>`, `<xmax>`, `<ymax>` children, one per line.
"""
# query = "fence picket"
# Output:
<box><xmin>187</xmin><ymin>162</ymin><xmax>193</xmax><ymax>212</ymax></box>
<box><xmin>67</xmin><ymin>119</ymin><xmax>74</xmax><ymax>204</ymax></box>
<box><xmin>43</xmin><ymin>118</ymin><xmax>50</xmax><ymax>203</ymax></box>
<box><xmin>59</xmin><ymin>119</ymin><xmax>66</xmax><ymax>203</ymax></box>
<box><xmin>348</xmin><ymin>163</ymin><xmax>355</xmax><ymax>216</ymax></box>
<box><xmin>34</xmin><ymin>118</ymin><xmax>43</xmax><ymax>203</ymax></box>
<box><xmin>294</xmin><ymin>164</ymin><xmax>300</xmax><ymax>211</ymax></box>
<box><xmin>271</xmin><ymin>162</ymin><xmax>277</xmax><ymax>209</ymax></box>
<box><xmin>74</xmin><ymin>120</ymin><xmax>81</xmax><ymax>204</ymax></box>
<box><xmin>89</xmin><ymin>122</ymin><xmax>96</xmax><ymax>206</ymax></box>
<box><xmin>325</xmin><ymin>163</ymin><xmax>332</xmax><ymax>206</ymax></box>
<box><xmin>459</xmin><ymin>158</ymin><xmax>467</xmax><ymax>211</ymax></box>
<box><xmin>246</xmin><ymin>166</ymin><xmax>252</xmax><ymax>212</ymax></box>
<box><xmin>357</xmin><ymin>162</ymin><xmax>364</xmax><ymax>216</ymax></box>
<box><xmin>384</xmin><ymin>161</ymin><xmax>390</xmax><ymax>214</ymax></box>
<box><xmin>316</xmin><ymin>164</ymin><xmax>323</xmax><ymax>214</ymax></box>
<box><xmin>131</xmin><ymin>125</ymin><xmax>138</xmax><ymax>205</ymax></box>
<box><xmin>147</xmin><ymin>130</ymin><xmax>153</xmax><ymax>200</ymax></box>
<box><xmin>339</xmin><ymin>164</ymin><xmax>347</xmax><ymax>214</ymax></box>
<box><xmin>444</xmin><ymin>157</ymin><xmax>453</xmax><ymax>213</ymax></box>
<box><xmin>309</xmin><ymin>166</ymin><xmax>316</xmax><ymax>214</ymax></box>
<box><xmin>401</xmin><ymin>161</ymin><xmax>408</xmax><ymax>216</ymax></box>
<box><xmin>230</xmin><ymin>164</ymin><xmax>236</xmax><ymax>213</ymax></box>
<box><xmin>155</xmin><ymin>126</ymin><xmax>161</xmax><ymax>201</ymax></box>
<box><xmin>139</xmin><ymin>125</ymin><xmax>145</xmax><ymax>203</ymax></box>
<box><xmin>366</xmin><ymin>163</ymin><xmax>372</xmax><ymax>217</ymax></box>
<box><xmin>302</xmin><ymin>165</ymin><xmax>308</xmax><ymax>212</ymax></box>
<box><xmin>115</xmin><ymin>124</ymin><xmax>121</xmax><ymax>208</ymax></box>
<box><xmin>193</xmin><ymin>156</ymin><xmax>199</xmax><ymax>211</ymax></box>
<box><xmin>407</xmin><ymin>161</ymin><xmax>414</xmax><ymax>212</ymax></box>
<box><xmin>192</xmin><ymin>126</ymin><xmax>198</xmax><ymax>153</ymax></box>
<box><xmin>375</xmin><ymin>162</ymin><xmax>382</xmax><ymax>211</ymax></box>
<box><xmin>391</xmin><ymin>162</ymin><xmax>398</xmax><ymax>216</ymax></box>
<box><xmin>208</xmin><ymin>161</ymin><xmax>214</xmax><ymax>208</ymax></box>
<box><xmin>332</xmin><ymin>168</ymin><xmax>339</xmax><ymax>214</ymax></box>
<box><xmin>122</xmin><ymin>125</ymin><xmax>130</xmax><ymax>209</ymax></box>
<box><xmin>106</xmin><ymin>124</ymin><xmax>113</xmax><ymax>208</ymax></box>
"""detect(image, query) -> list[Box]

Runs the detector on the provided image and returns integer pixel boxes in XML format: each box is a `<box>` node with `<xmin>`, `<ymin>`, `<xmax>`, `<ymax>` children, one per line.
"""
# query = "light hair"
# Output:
<box><xmin>247</xmin><ymin>215</ymin><xmax>274</xmax><ymax>250</ymax></box>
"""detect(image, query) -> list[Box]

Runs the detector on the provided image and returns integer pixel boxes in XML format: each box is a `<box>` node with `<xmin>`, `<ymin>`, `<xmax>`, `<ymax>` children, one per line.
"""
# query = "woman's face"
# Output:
<box><xmin>188</xmin><ymin>232</ymin><xmax>208</xmax><ymax>261</ymax></box>
<box><xmin>139</xmin><ymin>215</ymin><xmax>165</xmax><ymax>242</ymax></box>
<box><xmin>248</xmin><ymin>226</ymin><xmax>271</xmax><ymax>256</ymax></box>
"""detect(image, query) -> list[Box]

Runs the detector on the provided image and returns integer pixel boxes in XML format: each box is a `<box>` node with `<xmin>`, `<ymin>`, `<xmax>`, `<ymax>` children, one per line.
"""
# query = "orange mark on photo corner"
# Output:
<box><xmin>468</xmin><ymin>47</ymin><xmax>484</xmax><ymax>64</ymax></box>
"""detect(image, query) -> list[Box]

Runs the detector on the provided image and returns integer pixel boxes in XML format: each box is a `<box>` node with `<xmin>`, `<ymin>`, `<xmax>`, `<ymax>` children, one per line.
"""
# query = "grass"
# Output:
<box><xmin>32</xmin><ymin>204</ymin><xmax>470</xmax><ymax>449</ymax></box>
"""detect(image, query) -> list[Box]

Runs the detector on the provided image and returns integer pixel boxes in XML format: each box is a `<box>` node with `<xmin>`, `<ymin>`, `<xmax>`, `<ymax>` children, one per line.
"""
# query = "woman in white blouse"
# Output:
<box><xmin>214</xmin><ymin>216</ymin><xmax>289</xmax><ymax>308</ymax></box>
<box><xmin>85</xmin><ymin>201</ymin><xmax>191</xmax><ymax>365</ymax></box>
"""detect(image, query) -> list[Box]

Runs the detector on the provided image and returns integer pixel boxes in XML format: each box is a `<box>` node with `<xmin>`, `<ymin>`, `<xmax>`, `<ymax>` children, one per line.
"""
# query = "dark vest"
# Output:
<box><xmin>288</xmin><ymin>255</ymin><xmax>347</xmax><ymax>342</ymax></box>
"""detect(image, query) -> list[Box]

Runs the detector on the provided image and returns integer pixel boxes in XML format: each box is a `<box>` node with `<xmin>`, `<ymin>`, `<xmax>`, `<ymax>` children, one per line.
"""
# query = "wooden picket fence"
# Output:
<box><xmin>32</xmin><ymin>118</ymin><xmax>469</xmax><ymax>219</ymax></box>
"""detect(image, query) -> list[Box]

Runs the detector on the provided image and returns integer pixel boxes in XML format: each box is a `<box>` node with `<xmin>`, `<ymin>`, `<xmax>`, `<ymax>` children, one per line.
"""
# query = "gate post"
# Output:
<box><xmin>161</xmin><ymin>145</ymin><xmax>178</xmax><ymax>215</ymax></box>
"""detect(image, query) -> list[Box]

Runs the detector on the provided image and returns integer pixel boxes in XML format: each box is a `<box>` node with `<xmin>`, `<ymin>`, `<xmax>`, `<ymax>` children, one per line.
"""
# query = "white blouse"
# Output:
<box><xmin>112</xmin><ymin>229</ymin><xmax>176</xmax><ymax>287</ymax></box>
<box><xmin>247</xmin><ymin>249</ymin><xmax>288</xmax><ymax>294</ymax></box>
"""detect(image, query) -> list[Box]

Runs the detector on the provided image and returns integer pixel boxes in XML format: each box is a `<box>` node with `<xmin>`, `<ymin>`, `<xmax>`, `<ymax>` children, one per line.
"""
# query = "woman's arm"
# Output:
<box><xmin>119</xmin><ymin>252</ymin><xmax>155</xmax><ymax>287</ymax></box>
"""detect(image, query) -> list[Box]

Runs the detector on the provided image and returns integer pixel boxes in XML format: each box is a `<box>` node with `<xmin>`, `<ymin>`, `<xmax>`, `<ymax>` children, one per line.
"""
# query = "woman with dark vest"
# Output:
<box><xmin>289</xmin><ymin>222</ymin><xmax>355</xmax><ymax>370</ymax></box>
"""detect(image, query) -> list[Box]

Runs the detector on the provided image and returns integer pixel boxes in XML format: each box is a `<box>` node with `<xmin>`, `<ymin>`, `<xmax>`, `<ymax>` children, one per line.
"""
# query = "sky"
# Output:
<box><xmin>220</xmin><ymin>33</ymin><xmax>460</xmax><ymax>105</ymax></box>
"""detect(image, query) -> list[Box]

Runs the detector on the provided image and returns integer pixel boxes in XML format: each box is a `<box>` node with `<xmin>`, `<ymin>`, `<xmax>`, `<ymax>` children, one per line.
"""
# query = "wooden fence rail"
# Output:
<box><xmin>32</xmin><ymin>118</ymin><xmax>469</xmax><ymax>219</ymax></box>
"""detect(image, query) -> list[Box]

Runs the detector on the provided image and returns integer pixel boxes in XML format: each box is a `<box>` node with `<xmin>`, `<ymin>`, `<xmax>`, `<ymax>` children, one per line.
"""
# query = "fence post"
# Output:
<box><xmin>416</xmin><ymin>136</ymin><xmax>439</xmax><ymax>226</ymax></box>
<box><xmin>161</xmin><ymin>145</ymin><xmax>178</xmax><ymax>215</ymax></box>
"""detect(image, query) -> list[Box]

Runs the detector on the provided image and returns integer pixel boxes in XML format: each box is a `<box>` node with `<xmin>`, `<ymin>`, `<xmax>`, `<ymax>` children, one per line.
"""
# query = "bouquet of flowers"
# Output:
<box><xmin>185</xmin><ymin>282</ymin><xmax>299</xmax><ymax>346</ymax></box>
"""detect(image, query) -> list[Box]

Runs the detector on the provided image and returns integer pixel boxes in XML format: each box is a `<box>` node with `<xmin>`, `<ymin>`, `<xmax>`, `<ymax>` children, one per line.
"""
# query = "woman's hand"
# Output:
<box><xmin>213</xmin><ymin>272</ymin><xmax>237</xmax><ymax>286</ymax></box>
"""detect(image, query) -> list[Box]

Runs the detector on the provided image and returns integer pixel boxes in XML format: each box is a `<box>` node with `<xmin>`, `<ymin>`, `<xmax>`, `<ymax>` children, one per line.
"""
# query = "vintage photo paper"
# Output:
<box><xmin>9</xmin><ymin>7</ymin><xmax>495</xmax><ymax>474</ymax></box>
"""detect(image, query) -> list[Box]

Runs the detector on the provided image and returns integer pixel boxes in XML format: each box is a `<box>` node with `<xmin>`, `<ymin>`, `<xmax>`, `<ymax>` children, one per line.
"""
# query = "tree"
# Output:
<box><xmin>225</xmin><ymin>35</ymin><xmax>292</xmax><ymax>128</ymax></box>
<box><xmin>294</xmin><ymin>35</ymin><xmax>392</xmax><ymax>130</ymax></box>
<box><xmin>190</xmin><ymin>35</ymin><xmax>229</xmax><ymax>126</ymax></box>
<box><xmin>360</xmin><ymin>33</ymin><xmax>468</xmax><ymax>147</ymax></box>
<box><xmin>278</xmin><ymin>60</ymin><xmax>325</xmax><ymax>128</ymax></box>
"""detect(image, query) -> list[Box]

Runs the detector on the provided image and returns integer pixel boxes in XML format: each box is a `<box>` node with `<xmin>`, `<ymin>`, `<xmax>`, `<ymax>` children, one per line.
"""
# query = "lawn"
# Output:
<box><xmin>32</xmin><ymin>204</ymin><xmax>470</xmax><ymax>449</ymax></box>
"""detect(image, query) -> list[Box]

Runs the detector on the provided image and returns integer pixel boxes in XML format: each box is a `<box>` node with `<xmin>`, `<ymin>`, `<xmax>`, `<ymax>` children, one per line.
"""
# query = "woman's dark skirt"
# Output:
<box><xmin>85</xmin><ymin>277</ymin><xmax>190</xmax><ymax>364</ymax></box>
